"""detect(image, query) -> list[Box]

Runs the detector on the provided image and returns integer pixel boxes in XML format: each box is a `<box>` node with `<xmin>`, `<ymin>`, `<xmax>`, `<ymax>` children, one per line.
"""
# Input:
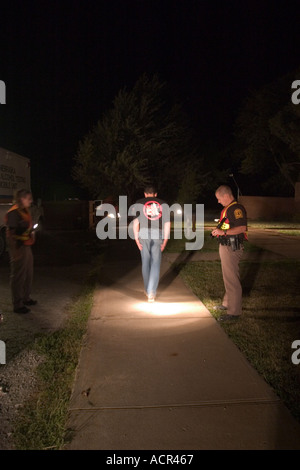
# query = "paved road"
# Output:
<box><xmin>67</xmin><ymin>240</ymin><xmax>300</xmax><ymax>450</ymax></box>
<box><xmin>247</xmin><ymin>228</ymin><xmax>300</xmax><ymax>260</ymax></box>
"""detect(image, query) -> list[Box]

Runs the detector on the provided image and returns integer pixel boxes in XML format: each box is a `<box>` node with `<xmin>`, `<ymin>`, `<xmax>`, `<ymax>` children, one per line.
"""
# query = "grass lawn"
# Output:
<box><xmin>180</xmin><ymin>259</ymin><xmax>300</xmax><ymax>422</ymax></box>
<box><xmin>166</xmin><ymin>230</ymin><xmax>222</xmax><ymax>253</ymax></box>
<box><xmin>13</xmin><ymin>286</ymin><xmax>94</xmax><ymax>450</ymax></box>
<box><xmin>166</xmin><ymin>230</ymin><xmax>260</xmax><ymax>253</ymax></box>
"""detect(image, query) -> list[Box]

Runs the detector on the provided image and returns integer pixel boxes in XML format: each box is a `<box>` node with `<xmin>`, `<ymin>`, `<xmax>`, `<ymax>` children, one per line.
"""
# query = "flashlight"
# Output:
<box><xmin>33</xmin><ymin>223</ymin><xmax>38</xmax><ymax>230</ymax></box>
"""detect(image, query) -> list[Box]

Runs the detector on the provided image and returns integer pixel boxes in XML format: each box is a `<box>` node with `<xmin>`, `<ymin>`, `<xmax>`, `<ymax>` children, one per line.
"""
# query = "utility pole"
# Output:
<box><xmin>229</xmin><ymin>174</ymin><xmax>242</xmax><ymax>200</ymax></box>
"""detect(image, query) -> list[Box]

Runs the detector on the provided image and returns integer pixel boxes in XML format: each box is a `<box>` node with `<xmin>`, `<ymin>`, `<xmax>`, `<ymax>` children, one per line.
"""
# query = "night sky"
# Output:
<box><xmin>1</xmin><ymin>0</ymin><xmax>300</xmax><ymax>199</ymax></box>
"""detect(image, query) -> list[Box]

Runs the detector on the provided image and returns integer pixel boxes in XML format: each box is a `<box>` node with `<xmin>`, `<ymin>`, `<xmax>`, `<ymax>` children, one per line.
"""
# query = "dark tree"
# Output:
<box><xmin>73</xmin><ymin>75</ymin><xmax>203</xmax><ymax>203</ymax></box>
<box><xmin>234</xmin><ymin>71</ymin><xmax>300</xmax><ymax>196</ymax></box>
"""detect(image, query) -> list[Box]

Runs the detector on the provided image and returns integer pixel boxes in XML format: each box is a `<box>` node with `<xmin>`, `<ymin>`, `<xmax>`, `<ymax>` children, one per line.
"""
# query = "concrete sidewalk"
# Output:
<box><xmin>67</xmin><ymin>242</ymin><xmax>300</xmax><ymax>450</ymax></box>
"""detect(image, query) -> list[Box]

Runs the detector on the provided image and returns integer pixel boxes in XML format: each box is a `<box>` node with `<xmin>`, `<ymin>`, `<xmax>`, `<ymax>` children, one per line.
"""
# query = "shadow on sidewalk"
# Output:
<box><xmin>94</xmin><ymin>240</ymin><xmax>142</xmax><ymax>300</ymax></box>
<box><xmin>159</xmin><ymin>250</ymin><xmax>196</xmax><ymax>293</ymax></box>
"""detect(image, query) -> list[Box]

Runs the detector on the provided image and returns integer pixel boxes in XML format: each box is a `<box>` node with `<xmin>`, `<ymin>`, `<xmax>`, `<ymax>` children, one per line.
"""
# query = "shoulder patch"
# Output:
<box><xmin>234</xmin><ymin>208</ymin><xmax>243</xmax><ymax>219</ymax></box>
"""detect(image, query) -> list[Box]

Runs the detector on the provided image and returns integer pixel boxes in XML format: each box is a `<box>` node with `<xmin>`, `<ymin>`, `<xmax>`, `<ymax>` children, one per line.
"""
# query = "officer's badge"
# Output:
<box><xmin>234</xmin><ymin>208</ymin><xmax>243</xmax><ymax>219</ymax></box>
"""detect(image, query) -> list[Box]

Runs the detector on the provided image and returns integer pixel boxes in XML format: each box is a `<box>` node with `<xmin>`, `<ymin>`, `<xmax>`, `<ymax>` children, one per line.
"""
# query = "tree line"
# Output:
<box><xmin>73</xmin><ymin>71</ymin><xmax>300</xmax><ymax>202</ymax></box>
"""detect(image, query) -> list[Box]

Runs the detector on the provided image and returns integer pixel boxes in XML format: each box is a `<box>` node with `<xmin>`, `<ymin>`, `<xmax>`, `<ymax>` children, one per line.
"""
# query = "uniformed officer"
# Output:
<box><xmin>5</xmin><ymin>189</ymin><xmax>37</xmax><ymax>314</ymax></box>
<box><xmin>211</xmin><ymin>185</ymin><xmax>247</xmax><ymax>322</ymax></box>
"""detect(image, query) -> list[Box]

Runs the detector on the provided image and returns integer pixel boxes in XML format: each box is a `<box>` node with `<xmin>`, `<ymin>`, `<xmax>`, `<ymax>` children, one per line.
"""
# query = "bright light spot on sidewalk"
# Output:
<box><xmin>134</xmin><ymin>301</ymin><xmax>196</xmax><ymax>316</ymax></box>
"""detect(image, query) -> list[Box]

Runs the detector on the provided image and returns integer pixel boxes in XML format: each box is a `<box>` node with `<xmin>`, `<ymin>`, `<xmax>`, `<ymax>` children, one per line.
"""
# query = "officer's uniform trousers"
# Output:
<box><xmin>219</xmin><ymin>244</ymin><xmax>244</xmax><ymax>316</ymax></box>
<box><xmin>10</xmin><ymin>245</ymin><xmax>33</xmax><ymax>310</ymax></box>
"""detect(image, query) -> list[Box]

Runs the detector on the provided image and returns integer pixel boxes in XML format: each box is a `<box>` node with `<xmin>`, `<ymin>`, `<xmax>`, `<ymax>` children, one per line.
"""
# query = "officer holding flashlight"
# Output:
<box><xmin>212</xmin><ymin>185</ymin><xmax>247</xmax><ymax>322</ymax></box>
<box><xmin>5</xmin><ymin>189</ymin><xmax>37</xmax><ymax>314</ymax></box>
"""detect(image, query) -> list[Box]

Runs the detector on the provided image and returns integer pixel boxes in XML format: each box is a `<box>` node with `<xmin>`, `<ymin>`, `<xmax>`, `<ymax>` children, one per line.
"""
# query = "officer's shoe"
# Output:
<box><xmin>218</xmin><ymin>314</ymin><xmax>240</xmax><ymax>322</ymax></box>
<box><xmin>148</xmin><ymin>294</ymin><xmax>156</xmax><ymax>303</ymax></box>
<box><xmin>14</xmin><ymin>306</ymin><xmax>31</xmax><ymax>314</ymax></box>
<box><xmin>24</xmin><ymin>299</ymin><xmax>37</xmax><ymax>306</ymax></box>
<box><xmin>213</xmin><ymin>305</ymin><xmax>227</xmax><ymax>311</ymax></box>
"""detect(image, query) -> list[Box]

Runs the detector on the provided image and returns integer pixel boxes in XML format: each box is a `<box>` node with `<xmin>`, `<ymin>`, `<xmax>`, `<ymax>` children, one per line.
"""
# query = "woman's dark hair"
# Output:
<box><xmin>13</xmin><ymin>188</ymin><xmax>32</xmax><ymax>206</ymax></box>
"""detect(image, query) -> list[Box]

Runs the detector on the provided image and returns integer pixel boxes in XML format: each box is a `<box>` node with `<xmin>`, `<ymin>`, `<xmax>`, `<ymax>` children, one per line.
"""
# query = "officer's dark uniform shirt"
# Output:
<box><xmin>219</xmin><ymin>201</ymin><xmax>247</xmax><ymax>241</ymax></box>
<box><xmin>133</xmin><ymin>197</ymin><xmax>166</xmax><ymax>239</ymax></box>
<box><xmin>6</xmin><ymin>209</ymin><xmax>30</xmax><ymax>237</ymax></box>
